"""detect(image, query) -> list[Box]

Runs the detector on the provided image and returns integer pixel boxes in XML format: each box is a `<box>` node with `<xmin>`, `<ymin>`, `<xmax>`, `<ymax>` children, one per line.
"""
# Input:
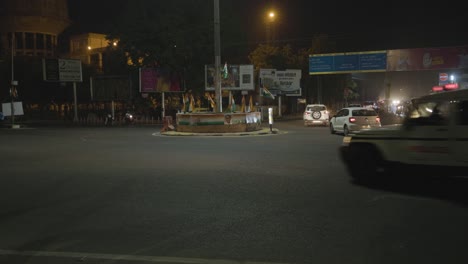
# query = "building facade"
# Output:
<box><xmin>0</xmin><ymin>0</ymin><xmax>70</xmax><ymax>57</ymax></box>
<box><xmin>69</xmin><ymin>33</ymin><xmax>113</xmax><ymax>72</ymax></box>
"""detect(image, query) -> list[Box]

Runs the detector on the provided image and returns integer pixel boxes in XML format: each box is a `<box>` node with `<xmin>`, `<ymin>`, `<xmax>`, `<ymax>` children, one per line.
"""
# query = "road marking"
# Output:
<box><xmin>0</xmin><ymin>249</ymin><xmax>290</xmax><ymax>264</ymax></box>
<box><xmin>370</xmin><ymin>194</ymin><xmax>431</xmax><ymax>202</ymax></box>
<box><xmin>152</xmin><ymin>130</ymin><xmax>287</xmax><ymax>137</ymax></box>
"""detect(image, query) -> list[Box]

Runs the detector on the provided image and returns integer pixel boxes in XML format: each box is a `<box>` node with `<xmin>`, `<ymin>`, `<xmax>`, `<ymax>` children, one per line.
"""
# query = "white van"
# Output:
<box><xmin>340</xmin><ymin>89</ymin><xmax>468</xmax><ymax>183</ymax></box>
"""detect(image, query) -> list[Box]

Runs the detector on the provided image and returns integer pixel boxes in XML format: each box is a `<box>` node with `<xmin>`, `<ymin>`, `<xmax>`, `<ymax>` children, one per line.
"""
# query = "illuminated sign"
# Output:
<box><xmin>444</xmin><ymin>83</ymin><xmax>459</xmax><ymax>90</ymax></box>
<box><xmin>432</xmin><ymin>86</ymin><xmax>444</xmax><ymax>92</ymax></box>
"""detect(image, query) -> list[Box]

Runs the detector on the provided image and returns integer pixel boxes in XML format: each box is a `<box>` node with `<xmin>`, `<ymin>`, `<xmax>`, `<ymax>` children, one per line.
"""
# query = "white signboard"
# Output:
<box><xmin>259</xmin><ymin>68</ymin><xmax>302</xmax><ymax>96</ymax></box>
<box><xmin>2</xmin><ymin>102</ymin><xmax>24</xmax><ymax>116</ymax></box>
<box><xmin>43</xmin><ymin>58</ymin><xmax>83</xmax><ymax>82</ymax></box>
<box><xmin>59</xmin><ymin>59</ymin><xmax>83</xmax><ymax>82</ymax></box>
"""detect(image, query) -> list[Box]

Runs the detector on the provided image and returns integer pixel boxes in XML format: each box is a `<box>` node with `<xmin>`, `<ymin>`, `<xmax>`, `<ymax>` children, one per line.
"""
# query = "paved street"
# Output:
<box><xmin>1</xmin><ymin>120</ymin><xmax>468</xmax><ymax>264</ymax></box>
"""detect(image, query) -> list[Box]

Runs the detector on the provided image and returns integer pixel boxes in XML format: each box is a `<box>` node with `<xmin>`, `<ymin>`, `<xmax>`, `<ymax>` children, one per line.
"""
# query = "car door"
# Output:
<box><xmin>336</xmin><ymin>109</ymin><xmax>350</xmax><ymax>132</ymax></box>
<box><xmin>401</xmin><ymin>100</ymin><xmax>451</xmax><ymax>166</ymax></box>
<box><xmin>335</xmin><ymin>109</ymin><xmax>349</xmax><ymax>132</ymax></box>
<box><xmin>332</xmin><ymin>109</ymin><xmax>344</xmax><ymax>132</ymax></box>
<box><xmin>451</xmin><ymin>100</ymin><xmax>468</xmax><ymax>164</ymax></box>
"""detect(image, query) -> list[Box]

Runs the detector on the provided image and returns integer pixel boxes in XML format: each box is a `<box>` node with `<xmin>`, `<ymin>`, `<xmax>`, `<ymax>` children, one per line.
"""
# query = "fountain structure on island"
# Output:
<box><xmin>174</xmin><ymin>94</ymin><xmax>262</xmax><ymax>134</ymax></box>
<box><xmin>176</xmin><ymin>111</ymin><xmax>261</xmax><ymax>133</ymax></box>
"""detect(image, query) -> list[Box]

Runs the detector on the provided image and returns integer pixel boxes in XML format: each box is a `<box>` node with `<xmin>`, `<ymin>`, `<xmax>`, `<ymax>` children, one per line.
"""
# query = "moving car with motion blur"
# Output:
<box><xmin>303</xmin><ymin>104</ymin><xmax>330</xmax><ymax>126</ymax></box>
<box><xmin>339</xmin><ymin>88</ymin><xmax>468</xmax><ymax>184</ymax></box>
<box><xmin>329</xmin><ymin>107</ymin><xmax>381</xmax><ymax>136</ymax></box>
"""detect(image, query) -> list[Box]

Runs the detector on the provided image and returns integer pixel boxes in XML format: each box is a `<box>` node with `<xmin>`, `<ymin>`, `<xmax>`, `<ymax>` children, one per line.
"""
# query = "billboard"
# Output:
<box><xmin>259</xmin><ymin>69</ymin><xmax>302</xmax><ymax>96</ymax></box>
<box><xmin>386</xmin><ymin>45</ymin><xmax>468</xmax><ymax>71</ymax></box>
<box><xmin>309</xmin><ymin>45</ymin><xmax>468</xmax><ymax>75</ymax></box>
<box><xmin>205</xmin><ymin>64</ymin><xmax>254</xmax><ymax>91</ymax></box>
<box><xmin>309</xmin><ymin>50</ymin><xmax>387</xmax><ymax>75</ymax></box>
<box><xmin>139</xmin><ymin>67</ymin><xmax>182</xmax><ymax>93</ymax></box>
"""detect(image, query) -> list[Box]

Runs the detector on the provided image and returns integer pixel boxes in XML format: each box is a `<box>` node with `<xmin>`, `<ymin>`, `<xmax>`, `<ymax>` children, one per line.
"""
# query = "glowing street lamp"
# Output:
<box><xmin>268</xmin><ymin>11</ymin><xmax>275</xmax><ymax>20</ymax></box>
<box><xmin>266</xmin><ymin>10</ymin><xmax>277</xmax><ymax>44</ymax></box>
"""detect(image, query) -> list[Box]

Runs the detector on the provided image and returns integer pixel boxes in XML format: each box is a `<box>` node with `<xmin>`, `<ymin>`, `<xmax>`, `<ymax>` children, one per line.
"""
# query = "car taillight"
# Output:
<box><xmin>376</xmin><ymin>117</ymin><xmax>381</xmax><ymax>123</ymax></box>
<box><xmin>349</xmin><ymin>117</ymin><xmax>356</xmax><ymax>123</ymax></box>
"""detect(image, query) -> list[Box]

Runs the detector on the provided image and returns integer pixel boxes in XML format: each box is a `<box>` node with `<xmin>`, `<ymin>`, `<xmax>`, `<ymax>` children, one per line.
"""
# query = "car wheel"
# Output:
<box><xmin>346</xmin><ymin>144</ymin><xmax>383</xmax><ymax>185</ymax></box>
<box><xmin>330</xmin><ymin>123</ymin><xmax>335</xmax><ymax>134</ymax></box>
<box><xmin>343</xmin><ymin>125</ymin><xmax>349</xmax><ymax>136</ymax></box>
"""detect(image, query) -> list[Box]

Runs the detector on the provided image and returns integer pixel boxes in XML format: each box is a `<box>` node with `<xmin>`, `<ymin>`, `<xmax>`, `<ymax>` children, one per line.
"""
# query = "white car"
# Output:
<box><xmin>303</xmin><ymin>104</ymin><xmax>329</xmax><ymax>126</ymax></box>
<box><xmin>329</xmin><ymin>107</ymin><xmax>381</xmax><ymax>136</ymax></box>
<box><xmin>339</xmin><ymin>88</ymin><xmax>468</xmax><ymax>183</ymax></box>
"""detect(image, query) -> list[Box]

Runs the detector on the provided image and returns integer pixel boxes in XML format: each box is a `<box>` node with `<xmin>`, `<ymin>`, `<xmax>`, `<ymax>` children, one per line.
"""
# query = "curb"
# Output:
<box><xmin>159</xmin><ymin>128</ymin><xmax>283</xmax><ymax>137</ymax></box>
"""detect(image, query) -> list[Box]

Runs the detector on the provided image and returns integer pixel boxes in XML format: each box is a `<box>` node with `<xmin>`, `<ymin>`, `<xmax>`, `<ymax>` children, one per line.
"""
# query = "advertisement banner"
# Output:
<box><xmin>205</xmin><ymin>64</ymin><xmax>254</xmax><ymax>91</ymax></box>
<box><xmin>259</xmin><ymin>69</ymin><xmax>302</xmax><ymax>96</ymax></box>
<box><xmin>387</xmin><ymin>45</ymin><xmax>468</xmax><ymax>71</ymax></box>
<box><xmin>139</xmin><ymin>68</ymin><xmax>182</xmax><ymax>93</ymax></box>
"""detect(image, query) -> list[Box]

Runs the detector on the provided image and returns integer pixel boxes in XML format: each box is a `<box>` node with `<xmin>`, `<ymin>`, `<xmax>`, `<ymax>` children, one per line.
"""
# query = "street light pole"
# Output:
<box><xmin>10</xmin><ymin>32</ymin><xmax>16</xmax><ymax>128</ymax></box>
<box><xmin>213</xmin><ymin>0</ymin><xmax>222</xmax><ymax>113</ymax></box>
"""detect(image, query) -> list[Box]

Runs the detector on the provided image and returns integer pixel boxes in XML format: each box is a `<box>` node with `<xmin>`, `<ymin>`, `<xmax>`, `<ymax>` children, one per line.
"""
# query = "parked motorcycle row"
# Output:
<box><xmin>105</xmin><ymin>111</ymin><xmax>136</xmax><ymax>126</ymax></box>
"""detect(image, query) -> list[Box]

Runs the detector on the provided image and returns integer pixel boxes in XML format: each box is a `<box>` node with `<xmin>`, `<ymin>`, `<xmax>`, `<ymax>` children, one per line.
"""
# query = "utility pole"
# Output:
<box><xmin>10</xmin><ymin>32</ymin><xmax>17</xmax><ymax>128</ymax></box>
<box><xmin>213</xmin><ymin>0</ymin><xmax>222</xmax><ymax>112</ymax></box>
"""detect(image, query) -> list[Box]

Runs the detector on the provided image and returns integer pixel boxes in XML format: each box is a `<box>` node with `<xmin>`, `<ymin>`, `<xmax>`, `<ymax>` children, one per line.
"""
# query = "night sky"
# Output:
<box><xmin>66</xmin><ymin>0</ymin><xmax>468</xmax><ymax>53</ymax></box>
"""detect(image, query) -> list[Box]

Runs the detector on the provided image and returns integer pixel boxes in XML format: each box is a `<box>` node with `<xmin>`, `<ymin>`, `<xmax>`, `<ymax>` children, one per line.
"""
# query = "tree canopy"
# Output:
<box><xmin>106</xmin><ymin>1</ymin><xmax>214</xmax><ymax>92</ymax></box>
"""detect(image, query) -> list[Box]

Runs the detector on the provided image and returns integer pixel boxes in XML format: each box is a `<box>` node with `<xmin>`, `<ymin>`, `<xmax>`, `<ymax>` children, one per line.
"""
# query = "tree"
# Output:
<box><xmin>106</xmin><ymin>1</ymin><xmax>213</xmax><ymax>93</ymax></box>
<box><xmin>248</xmin><ymin>44</ymin><xmax>299</xmax><ymax>71</ymax></box>
<box><xmin>344</xmin><ymin>79</ymin><xmax>360</xmax><ymax>103</ymax></box>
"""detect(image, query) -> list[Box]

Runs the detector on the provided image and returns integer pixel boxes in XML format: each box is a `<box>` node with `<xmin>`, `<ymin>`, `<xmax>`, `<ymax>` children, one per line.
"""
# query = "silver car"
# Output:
<box><xmin>330</xmin><ymin>107</ymin><xmax>381</xmax><ymax>135</ymax></box>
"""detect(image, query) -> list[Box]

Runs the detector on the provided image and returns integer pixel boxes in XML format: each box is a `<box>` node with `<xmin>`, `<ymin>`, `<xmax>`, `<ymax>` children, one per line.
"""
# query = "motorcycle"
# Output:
<box><xmin>125</xmin><ymin>112</ymin><xmax>134</xmax><ymax>124</ymax></box>
<box><xmin>104</xmin><ymin>113</ymin><xmax>114</xmax><ymax>126</ymax></box>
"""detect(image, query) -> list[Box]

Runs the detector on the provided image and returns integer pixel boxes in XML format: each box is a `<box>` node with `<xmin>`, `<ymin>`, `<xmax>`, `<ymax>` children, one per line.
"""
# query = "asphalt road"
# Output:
<box><xmin>1</xmin><ymin>120</ymin><xmax>468</xmax><ymax>264</ymax></box>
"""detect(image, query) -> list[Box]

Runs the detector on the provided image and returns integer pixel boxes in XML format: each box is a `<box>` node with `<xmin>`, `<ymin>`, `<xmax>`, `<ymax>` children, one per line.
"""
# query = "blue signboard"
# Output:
<box><xmin>309</xmin><ymin>51</ymin><xmax>387</xmax><ymax>75</ymax></box>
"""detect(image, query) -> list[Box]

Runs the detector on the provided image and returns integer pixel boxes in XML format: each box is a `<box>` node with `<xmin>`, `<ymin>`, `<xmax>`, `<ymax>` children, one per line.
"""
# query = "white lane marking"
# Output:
<box><xmin>0</xmin><ymin>249</ymin><xmax>290</xmax><ymax>264</ymax></box>
<box><xmin>152</xmin><ymin>131</ymin><xmax>287</xmax><ymax>137</ymax></box>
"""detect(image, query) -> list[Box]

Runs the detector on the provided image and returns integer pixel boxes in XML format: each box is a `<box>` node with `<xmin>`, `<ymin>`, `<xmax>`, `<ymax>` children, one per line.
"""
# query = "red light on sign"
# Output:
<box><xmin>432</xmin><ymin>86</ymin><xmax>444</xmax><ymax>92</ymax></box>
<box><xmin>444</xmin><ymin>83</ymin><xmax>459</xmax><ymax>90</ymax></box>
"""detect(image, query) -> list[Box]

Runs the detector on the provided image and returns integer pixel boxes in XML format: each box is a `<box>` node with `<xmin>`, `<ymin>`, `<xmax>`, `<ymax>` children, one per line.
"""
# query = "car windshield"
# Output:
<box><xmin>404</xmin><ymin>100</ymin><xmax>451</xmax><ymax>125</ymax></box>
<box><xmin>352</xmin><ymin>109</ymin><xmax>377</xmax><ymax>116</ymax></box>
<box><xmin>307</xmin><ymin>106</ymin><xmax>326</xmax><ymax>111</ymax></box>
<box><xmin>408</xmin><ymin>101</ymin><xmax>439</xmax><ymax>118</ymax></box>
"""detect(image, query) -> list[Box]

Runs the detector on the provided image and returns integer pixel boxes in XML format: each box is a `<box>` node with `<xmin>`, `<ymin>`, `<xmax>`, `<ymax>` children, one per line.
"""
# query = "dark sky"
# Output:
<box><xmin>66</xmin><ymin>0</ymin><xmax>468</xmax><ymax>52</ymax></box>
